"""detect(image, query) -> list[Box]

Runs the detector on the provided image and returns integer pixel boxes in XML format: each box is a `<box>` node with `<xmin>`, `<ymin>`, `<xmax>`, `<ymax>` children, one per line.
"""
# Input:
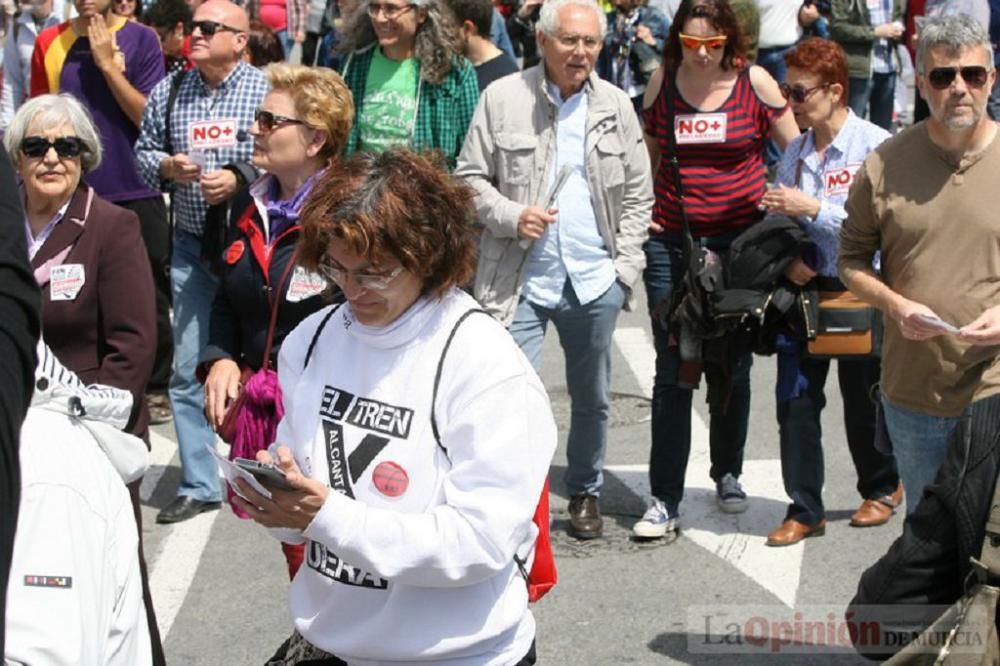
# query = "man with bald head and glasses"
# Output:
<box><xmin>840</xmin><ymin>13</ymin><xmax>1000</xmax><ymax>515</ymax></box>
<box><xmin>136</xmin><ymin>0</ymin><xmax>268</xmax><ymax>525</ymax></box>
<box><xmin>457</xmin><ymin>0</ymin><xmax>652</xmax><ymax>540</ymax></box>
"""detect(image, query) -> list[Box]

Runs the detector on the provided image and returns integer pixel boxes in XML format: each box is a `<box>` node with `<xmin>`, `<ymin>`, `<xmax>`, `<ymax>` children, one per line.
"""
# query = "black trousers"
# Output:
<box><xmin>117</xmin><ymin>196</ymin><xmax>173</xmax><ymax>394</ymax></box>
<box><xmin>776</xmin><ymin>355</ymin><xmax>900</xmax><ymax>526</ymax></box>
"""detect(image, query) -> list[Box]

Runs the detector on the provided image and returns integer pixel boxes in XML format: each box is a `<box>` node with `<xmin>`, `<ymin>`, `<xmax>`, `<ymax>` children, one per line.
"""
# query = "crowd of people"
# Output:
<box><xmin>0</xmin><ymin>0</ymin><xmax>999</xmax><ymax>661</ymax></box>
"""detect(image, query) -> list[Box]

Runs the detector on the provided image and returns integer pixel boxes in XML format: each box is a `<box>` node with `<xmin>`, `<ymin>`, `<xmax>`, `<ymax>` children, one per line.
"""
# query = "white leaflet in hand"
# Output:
<box><xmin>188</xmin><ymin>150</ymin><xmax>207</xmax><ymax>169</ymax></box>
<box><xmin>914</xmin><ymin>313</ymin><xmax>960</xmax><ymax>334</ymax></box>
<box><xmin>206</xmin><ymin>444</ymin><xmax>273</xmax><ymax>500</ymax></box>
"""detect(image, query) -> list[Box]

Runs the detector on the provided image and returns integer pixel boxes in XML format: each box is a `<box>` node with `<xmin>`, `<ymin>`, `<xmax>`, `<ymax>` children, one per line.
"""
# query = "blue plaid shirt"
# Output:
<box><xmin>774</xmin><ymin>110</ymin><xmax>890</xmax><ymax>277</ymax></box>
<box><xmin>136</xmin><ymin>61</ymin><xmax>269</xmax><ymax>236</ymax></box>
<box><xmin>868</xmin><ymin>0</ymin><xmax>894</xmax><ymax>74</ymax></box>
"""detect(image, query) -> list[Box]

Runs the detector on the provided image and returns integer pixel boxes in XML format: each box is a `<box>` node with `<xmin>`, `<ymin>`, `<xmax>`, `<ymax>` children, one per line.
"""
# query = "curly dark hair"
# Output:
<box><xmin>298</xmin><ymin>148</ymin><xmax>476</xmax><ymax>298</ymax></box>
<box><xmin>337</xmin><ymin>0</ymin><xmax>464</xmax><ymax>86</ymax></box>
<box><xmin>665</xmin><ymin>0</ymin><xmax>747</xmax><ymax>72</ymax></box>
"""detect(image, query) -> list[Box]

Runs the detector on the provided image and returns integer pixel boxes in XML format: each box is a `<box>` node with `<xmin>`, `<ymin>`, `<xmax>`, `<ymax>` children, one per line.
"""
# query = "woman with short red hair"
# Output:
<box><xmin>759</xmin><ymin>37</ymin><xmax>902</xmax><ymax>547</ymax></box>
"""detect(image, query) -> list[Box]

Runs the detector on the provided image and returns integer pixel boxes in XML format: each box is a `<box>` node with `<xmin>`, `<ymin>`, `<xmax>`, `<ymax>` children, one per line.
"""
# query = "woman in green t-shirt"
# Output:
<box><xmin>337</xmin><ymin>0</ymin><xmax>481</xmax><ymax>167</ymax></box>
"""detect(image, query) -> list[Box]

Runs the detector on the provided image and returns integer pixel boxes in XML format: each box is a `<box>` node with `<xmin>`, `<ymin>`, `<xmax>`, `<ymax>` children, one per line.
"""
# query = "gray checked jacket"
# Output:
<box><xmin>455</xmin><ymin>66</ymin><xmax>653</xmax><ymax>326</ymax></box>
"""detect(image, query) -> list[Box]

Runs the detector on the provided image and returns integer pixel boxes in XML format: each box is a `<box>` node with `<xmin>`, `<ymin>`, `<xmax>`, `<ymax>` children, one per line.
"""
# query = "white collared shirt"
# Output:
<box><xmin>521</xmin><ymin>81</ymin><xmax>615</xmax><ymax>308</ymax></box>
<box><xmin>23</xmin><ymin>195</ymin><xmax>71</xmax><ymax>261</ymax></box>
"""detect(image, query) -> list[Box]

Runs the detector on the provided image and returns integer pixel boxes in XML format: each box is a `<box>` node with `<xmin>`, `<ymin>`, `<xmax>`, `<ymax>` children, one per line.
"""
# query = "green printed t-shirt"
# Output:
<box><xmin>359</xmin><ymin>48</ymin><xmax>419</xmax><ymax>153</ymax></box>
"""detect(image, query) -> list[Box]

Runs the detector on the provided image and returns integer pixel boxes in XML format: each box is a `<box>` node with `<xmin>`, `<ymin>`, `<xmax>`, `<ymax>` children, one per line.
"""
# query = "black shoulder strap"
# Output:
<box><xmin>430</xmin><ymin>309</ymin><xmax>489</xmax><ymax>458</ymax></box>
<box><xmin>163</xmin><ymin>70</ymin><xmax>185</xmax><ymax>157</ymax></box>
<box><xmin>663</xmin><ymin>72</ymin><xmax>692</xmax><ymax>247</ymax></box>
<box><xmin>303</xmin><ymin>304</ymin><xmax>342</xmax><ymax>369</ymax></box>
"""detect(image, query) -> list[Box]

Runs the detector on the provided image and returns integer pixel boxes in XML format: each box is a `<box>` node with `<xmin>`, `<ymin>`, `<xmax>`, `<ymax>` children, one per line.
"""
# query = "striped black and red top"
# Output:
<box><xmin>643</xmin><ymin>67</ymin><xmax>786</xmax><ymax>237</ymax></box>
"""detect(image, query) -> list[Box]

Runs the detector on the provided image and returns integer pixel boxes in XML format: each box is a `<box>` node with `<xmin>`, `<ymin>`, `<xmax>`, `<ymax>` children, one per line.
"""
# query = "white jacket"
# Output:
<box><xmin>270</xmin><ymin>288</ymin><xmax>557</xmax><ymax>665</ymax></box>
<box><xmin>4</xmin><ymin>345</ymin><xmax>151</xmax><ymax>665</ymax></box>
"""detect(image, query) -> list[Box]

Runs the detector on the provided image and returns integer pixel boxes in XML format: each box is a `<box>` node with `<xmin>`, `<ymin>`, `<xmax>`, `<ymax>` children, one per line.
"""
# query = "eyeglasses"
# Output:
<box><xmin>678</xmin><ymin>33</ymin><xmax>728</xmax><ymax>51</ymax></box>
<box><xmin>20</xmin><ymin>136</ymin><xmax>84</xmax><ymax>159</ymax></box>
<box><xmin>926</xmin><ymin>66</ymin><xmax>990</xmax><ymax>90</ymax></box>
<box><xmin>554</xmin><ymin>33</ymin><xmax>602</xmax><ymax>51</ymax></box>
<box><xmin>254</xmin><ymin>108</ymin><xmax>307</xmax><ymax>133</ymax></box>
<box><xmin>318</xmin><ymin>261</ymin><xmax>405</xmax><ymax>291</ymax></box>
<box><xmin>191</xmin><ymin>19</ymin><xmax>243</xmax><ymax>37</ymax></box>
<box><xmin>779</xmin><ymin>82</ymin><xmax>830</xmax><ymax>103</ymax></box>
<box><xmin>366</xmin><ymin>2</ymin><xmax>415</xmax><ymax>19</ymax></box>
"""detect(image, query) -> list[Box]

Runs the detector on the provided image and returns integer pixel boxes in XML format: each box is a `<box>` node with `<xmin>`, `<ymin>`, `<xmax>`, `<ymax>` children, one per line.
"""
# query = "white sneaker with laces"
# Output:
<box><xmin>632</xmin><ymin>498</ymin><xmax>678</xmax><ymax>538</ymax></box>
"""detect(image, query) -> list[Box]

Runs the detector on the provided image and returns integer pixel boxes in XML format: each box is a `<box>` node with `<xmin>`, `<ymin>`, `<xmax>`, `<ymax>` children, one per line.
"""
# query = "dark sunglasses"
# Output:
<box><xmin>191</xmin><ymin>19</ymin><xmax>243</xmax><ymax>36</ymax></box>
<box><xmin>254</xmin><ymin>108</ymin><xmax>307</xmax><ymax>132</ymax></box>
<box><xmin>926</xmin><ymin>66</ymin><xmax>990</xmax><ymax>90</ymax></box>
<box><xmin>779</xmin><ymin>82</ymin><xmax>830</xmax><ymax>103</ymax></box>
<box><xmin>20</xmin><ymin>136</ymin><xmax>84</xmax><ymax>159</ymax></box>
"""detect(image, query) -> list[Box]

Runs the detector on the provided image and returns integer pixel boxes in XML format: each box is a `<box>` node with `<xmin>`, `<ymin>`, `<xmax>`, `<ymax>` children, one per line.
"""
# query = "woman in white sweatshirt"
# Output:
<box><xmin>234</xmin><ymin>148</ymin><xmax>557</xmax><ymax>666</ymax></box>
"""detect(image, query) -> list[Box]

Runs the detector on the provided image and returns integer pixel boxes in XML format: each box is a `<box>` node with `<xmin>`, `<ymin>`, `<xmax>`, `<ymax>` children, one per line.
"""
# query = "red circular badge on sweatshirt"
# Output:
<box><xmin>372</xmin><ymin>461</ymin><xmax>409</xmax><ymax>498</ymax></box>
<box><xmin>225</xmin><ymin>240</ymin><xmax>245</xmax><ymax>265</ymax></box>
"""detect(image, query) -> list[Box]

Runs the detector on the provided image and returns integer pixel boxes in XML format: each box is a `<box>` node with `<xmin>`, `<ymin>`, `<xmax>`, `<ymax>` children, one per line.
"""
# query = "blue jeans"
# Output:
<box><xmin>509</xmin><ymin>279</ymin><xmax>626</xmax><ymax>496</ymax></box>
<box><xmin>880</xmin><ymin>396</ymin><xmax>960</xmax><ymax>514</ymax></box>
<box><xmin>777</xmin><ymin>356</ymin><xmax>898</xmax><ymax>526</ymax></box>
<box><xmin>643</xmin><ymin>234</ymin><xmax>751</xmax><ymax>512</ymax></box>
<box><xmin>169</xmin><ymin>230</ymin><xmax>222</xmax><ymax>502</ymax></box>
<box><xmin>848</xmin><ymin>72</ymin><xmax>896</xmax><ymax>131</ymax></box>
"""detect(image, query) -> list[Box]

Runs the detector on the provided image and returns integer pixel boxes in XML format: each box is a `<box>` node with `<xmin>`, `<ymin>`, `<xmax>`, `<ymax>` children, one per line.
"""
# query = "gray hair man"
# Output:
<box><xmin>456</xmin><ymin>0</ymin><xmax>651</xmax><ymax>540</ymax></box>
<box><xmin>839</xmin><ymin>14</ymin><xmax>1000</xmax><ymax>513</ymax></box>
<box><xmin>135</xmin><ymin>0</ymin><xmax>268</xmax><ymax>525</ymax></box>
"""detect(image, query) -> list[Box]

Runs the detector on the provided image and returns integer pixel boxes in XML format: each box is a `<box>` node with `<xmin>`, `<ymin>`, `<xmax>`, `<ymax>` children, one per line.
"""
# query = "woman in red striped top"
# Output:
<box><xmin>631</xmin><ymin>0</ymin><xmax>799</xmax><ymax>540</ymax></box>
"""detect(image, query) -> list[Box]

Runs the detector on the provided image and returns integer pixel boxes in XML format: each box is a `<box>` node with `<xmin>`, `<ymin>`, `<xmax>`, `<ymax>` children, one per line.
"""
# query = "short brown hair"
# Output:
<box><xmin>665</xmin><ymin>0</ymin><xmax>747</xmax><ymax>72</ymax></box>
<box><xmin>263</xmin><ymin>64</ymin><xmax>355</xmax><ymax>161</ymax></box>
<box><xmin>784</xmin><ymin>38</ymin><xmax>849</xmax><ymax>105</ymax></box>
<box><xmin>298</xmin><ymin>148</ymin><xmax>476</xmax><ymax>299</ymax></box>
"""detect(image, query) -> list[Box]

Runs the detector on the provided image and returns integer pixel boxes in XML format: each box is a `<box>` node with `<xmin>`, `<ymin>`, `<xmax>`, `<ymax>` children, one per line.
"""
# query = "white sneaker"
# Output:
<box><xmin>632</xmin><ymin>498</ymin><xmax>678</xmax><ymax>538</ymax></box>
<box><xmin>716</xmin><ymin>473</ymin><xmax>748</xmax><ymax>513</ymax></box>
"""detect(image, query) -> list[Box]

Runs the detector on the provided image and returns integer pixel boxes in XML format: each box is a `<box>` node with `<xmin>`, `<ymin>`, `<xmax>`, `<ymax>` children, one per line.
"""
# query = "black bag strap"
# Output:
<box><xmin>303</xmin><ymin>304</ymin><xmax>342</xmax><ymax>369</ymax></box>
<box><xmin>662</xmin><ymin>72</ymin><xmax>694</xmax><ymax>254</ymax></box>
<box><xmin>430</xmin><ymin>309</ymin><xmax>488</xmax><ymax>459</ymax></box>
<box><xmin>163</xmin><ymin>70</ymin><xmax>185</xmax><ymax>159</ymax></box>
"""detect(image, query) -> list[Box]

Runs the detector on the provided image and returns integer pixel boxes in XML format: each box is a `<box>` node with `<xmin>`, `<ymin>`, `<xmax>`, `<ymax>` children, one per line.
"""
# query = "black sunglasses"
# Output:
<box><xmin>21</xmin><ymin>136</ymin><xmax>84</xmax><ymax>159</ymax></box>
<box><xmin>926</xmin><ymin>66</ymin><xmax>990</xmax><ymax>90</ymax></box>
<box><xmin>254</xmin><ymin>108</ymin><xmax>307</xmax><ymax>132</ymax></box>
<box><xmin>192</xmin><ymin>19</ymin><xmax>243</xmax><ymax>36</ymax></box>
<box><xmin>779</xmin><ymin>82</ymin><xmax>830</xmax><ymax>103</ymax></box>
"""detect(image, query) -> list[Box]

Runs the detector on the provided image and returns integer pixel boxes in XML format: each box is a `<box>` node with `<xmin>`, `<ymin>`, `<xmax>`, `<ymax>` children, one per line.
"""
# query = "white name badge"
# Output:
<box><xmin>823</xmin><ymin>163</ymin><xmax>862</xmax><ymax>198</ymax></box>
<box><xmin>188</xmin><ymin>119</ymin><xmax>239</xmax><ymax>150</ymax></box>
<box><xmin>286</xmin><ymin>266</ymin><xmax>328</xmax><ymax>303</ymax></box>
<box><xmin>50</xmin><ymin>264</ymin><xmax>85</xmax><ymax>301</ymax></box>
<box><xmin>674</xmin><ymin>113</ymin><xmax>728</xmax><ymax>144</ymax></box>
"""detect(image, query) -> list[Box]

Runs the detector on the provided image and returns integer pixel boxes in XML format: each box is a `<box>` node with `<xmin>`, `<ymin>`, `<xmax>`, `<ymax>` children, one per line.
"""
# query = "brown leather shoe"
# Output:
<box><xmin>850</xmin><ymin>484</ymin><xmax>904</xmax><ymax>527</ymax></box>
<box><xmin>567</xmin><ymin>493</ymin><xmax>603</xmax><ymax>540</ymax></box>
<box><xmin>765</xmin><ymin>518</ymin><xmax>826</xmax><ymax>547</ymax></box>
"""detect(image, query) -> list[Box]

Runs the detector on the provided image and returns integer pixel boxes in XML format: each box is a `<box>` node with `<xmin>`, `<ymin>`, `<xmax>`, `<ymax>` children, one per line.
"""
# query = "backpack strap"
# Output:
<box><xmin>162</xmin><ymin>69</ymin><xmax>185</xmax><ymax>158</ymax></box>
<box><xmin>303</xmin><ymin>304</ymin><xmax>342</xmax><ymax>370</ymax></box>
<box><xmin>430</xmin><ymin>309</ymin><xmax>488</xmax><ymax>458</ymax></box>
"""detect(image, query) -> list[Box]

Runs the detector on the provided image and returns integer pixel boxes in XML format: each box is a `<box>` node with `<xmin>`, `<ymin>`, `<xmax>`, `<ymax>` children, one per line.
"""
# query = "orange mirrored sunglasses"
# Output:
<box><xmin>678</xmin><ymin>33</ymin><xmax>728</xmax><ymax>51</ymax></box>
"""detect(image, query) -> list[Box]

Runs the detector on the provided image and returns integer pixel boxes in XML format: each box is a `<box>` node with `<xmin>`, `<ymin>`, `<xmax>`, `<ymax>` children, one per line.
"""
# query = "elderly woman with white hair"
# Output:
<box><xmin>337</xmin><ymin>0</ymin><xmax>479</xmax><ymax>167</ymax></box>
<box><xmin>3</xmin><ymin>93</ymin><xmax>162</xmax><ymax>659</ymax></box>
<box><xmin>5</xmin><ymin>93</ymin><xmax>156</xmax><ymax>439</ymax></box>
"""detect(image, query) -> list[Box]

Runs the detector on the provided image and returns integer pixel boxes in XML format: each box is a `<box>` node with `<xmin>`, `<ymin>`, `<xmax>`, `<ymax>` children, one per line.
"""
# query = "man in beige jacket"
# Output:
<box><xmin>455</xmin><ymin>0</ymin><xmax>651</xmax><ymax>540</ymax></box>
